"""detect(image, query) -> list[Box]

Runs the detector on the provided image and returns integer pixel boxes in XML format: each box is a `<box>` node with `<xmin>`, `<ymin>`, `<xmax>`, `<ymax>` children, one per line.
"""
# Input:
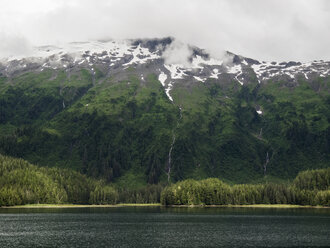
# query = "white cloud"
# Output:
<box><xmin>0</xmin><ymin>33</ymin><xmax>32</xmax><ymax>58</ymax></box>
<box><xmin>0</xmin><ymin>0</ymin><xmax>329</xmax><ymax>62</ymax></box>
<box><xmin>163</xmin><ymin>40</ymin><xmax>192</xmax><ymax>67</ymax></box>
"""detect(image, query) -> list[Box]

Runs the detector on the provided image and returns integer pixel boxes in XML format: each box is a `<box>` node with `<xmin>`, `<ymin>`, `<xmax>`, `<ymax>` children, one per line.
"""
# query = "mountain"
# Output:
<box><xmin>0</xmin><ymin>37</ymin><xmax>329</xmax><ymax>185</ymax></box>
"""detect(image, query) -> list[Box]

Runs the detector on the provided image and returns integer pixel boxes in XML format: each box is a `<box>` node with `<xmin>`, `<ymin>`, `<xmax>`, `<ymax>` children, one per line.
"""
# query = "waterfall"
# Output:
<box><xmin>259</xmin><ymin>128</ymin><xmax>263</xmax><ymax>138</ymax></box>
<box><xmin>167</xmin><ymin>107</ymin><xmax>182</xmax><ymax>182</ymax></box>
<box><xmin>167</xmin><ymin>134</ymin><xmax>176</xmax><ymax>182</ymax></box>
<box><xmin>264</xmin><ymin>152</ymin><xmax>269</xmax><ymax>175</ymax></box>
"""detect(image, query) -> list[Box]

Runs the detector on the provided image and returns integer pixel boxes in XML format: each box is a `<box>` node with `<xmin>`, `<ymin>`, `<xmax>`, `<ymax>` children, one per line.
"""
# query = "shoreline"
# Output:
<box><xmin>1</xmin><ymin>203</ymin><xmax>161</xmax><ymax>208</ymax></box>
<box><xmin>168</xmin><ymin>204</ymin><xmax>330</xmax><ymax>209</ymax></box>
<box><xmin>2</xmin><ymin>203</ymin><xmax>329</xmax><ymax>209</ymax></box>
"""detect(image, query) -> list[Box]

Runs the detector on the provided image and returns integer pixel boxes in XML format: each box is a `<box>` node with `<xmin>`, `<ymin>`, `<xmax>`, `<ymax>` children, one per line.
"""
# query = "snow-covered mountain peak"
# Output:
<box><xmin>0</xmin><ymin>38</ymin><xmax>329</xmax><ymax>88</ymax></box>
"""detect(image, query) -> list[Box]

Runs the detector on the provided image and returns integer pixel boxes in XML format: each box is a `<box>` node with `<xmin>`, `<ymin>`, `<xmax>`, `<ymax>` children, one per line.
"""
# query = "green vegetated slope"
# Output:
<box><xmin>0</xmin><ymin>69</ymin><xmax>178</xmax><ymax>185</ymax></box>
<box><xmin>256</xmin><ymin>77</ymin><xmax>330</xmax><ymax>178</ymax></box>
<box><xmin>169</xmin><ymin>75</ymin><xmax>330</xmax><ymax>182</ymax></box>
<box><xmin>0</xmin><ymin>68</ymin><xmax>329</xmax><ymax>186</ymax></box>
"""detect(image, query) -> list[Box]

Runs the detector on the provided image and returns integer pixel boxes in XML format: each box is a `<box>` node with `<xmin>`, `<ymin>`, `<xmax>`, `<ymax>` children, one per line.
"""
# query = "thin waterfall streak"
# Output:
<box><xmin>167</xmin><ymin>106</ymin><xmax>182</xmax><ymax>183</ymax></box>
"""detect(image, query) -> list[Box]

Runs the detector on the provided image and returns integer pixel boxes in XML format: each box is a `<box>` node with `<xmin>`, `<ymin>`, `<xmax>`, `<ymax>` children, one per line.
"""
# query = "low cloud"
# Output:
<box><xmin>0</xmin><ymin>0</ymin><xmax>329</xmax><ymax>62</ymax></box>
<box><xmin>162</xmin><ymin>40</ymin><xmax>192</xmax><ymax>67</ymax></box>
<box><xmin>0</xmin><ymin>33</ymin><xmax>33</xmax><ymax>59</ymax></box>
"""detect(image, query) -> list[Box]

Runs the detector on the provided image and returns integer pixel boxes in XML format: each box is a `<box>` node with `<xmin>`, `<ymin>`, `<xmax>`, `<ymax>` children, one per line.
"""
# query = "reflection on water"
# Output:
<box><xmin>0</xmin><ymin>207</ymin><xmax>329</xmax><ymax>247</ymax></box>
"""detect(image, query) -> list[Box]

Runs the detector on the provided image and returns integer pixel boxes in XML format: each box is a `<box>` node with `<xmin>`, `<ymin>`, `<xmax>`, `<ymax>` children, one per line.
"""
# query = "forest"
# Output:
<box><xmin>0</xmin><ymin>154</ymin><xmax>162</xmax><ymax>206</ymax></box>
<box><xmin>0</xmin><ymin>69</ymin><xmax>329</xmax><ymax>186</ymax></box>
<box><xmin>0</xmin><ymin>154</ymin><xmax>329</xmax><ymax>207</ymax></box>
<box><xmin>160</xmin><ymin>168</ymin><xmax>330</xmax><ymax>206</ymax></box>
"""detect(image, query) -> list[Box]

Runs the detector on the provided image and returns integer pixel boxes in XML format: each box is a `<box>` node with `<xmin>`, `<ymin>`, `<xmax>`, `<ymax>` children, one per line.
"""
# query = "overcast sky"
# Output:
<box><xmin>0</xmin><ymin>0</ymin><xmax>329</xmax><ymax>62</ymax></box>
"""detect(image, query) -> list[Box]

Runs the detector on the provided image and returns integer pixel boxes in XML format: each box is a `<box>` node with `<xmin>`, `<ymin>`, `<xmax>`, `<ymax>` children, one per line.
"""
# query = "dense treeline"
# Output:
<box><xmin>161</xmin><ymin>168</ymin><xmax>330</xmax><ymax>206</ymax></box>
<box><xmin>0</xmin><ymin>154</ymin><xmax>165</xmax><ymax>206</ymax></box>
<box><xmin>0</xmin><ymin>154</ymin><xmax>119</xmax><ymax>206</ymax></box>
<box><xmin>117</xmin><ymin>184</ymin><xmax>164</xmax><ymax>204</ymax></box>
<box><xmin>0</xmin><ymin>154</ymin><xmax>329</xmax><ymax>207</ymax></box>
<box><xmin>293</xmin><ymin>168</ymin><xmax>330</xmax><ymax>190</ymax></box>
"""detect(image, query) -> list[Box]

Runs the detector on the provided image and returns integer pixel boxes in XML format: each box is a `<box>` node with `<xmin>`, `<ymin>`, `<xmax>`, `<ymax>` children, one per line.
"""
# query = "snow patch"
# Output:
<box><xmin>227</xmin><ymin>64</ymin><xmax>242</xmax><ymax>74</ymax></box>
<box><xmin>210</xmin><ymin>68</ymin><xmax>219</xmax><ymax>79</ymax></box>
<box><xmin>227</xmin><ymin>64</ymin><xmax>244</xmax><ymax>85</ymax></box>
<box><xmin>123</xmin><ymin>44</ymin><xmax>160</xmax><ymax>66</ymax></box>
<box><xmin>164</xmin><ymin>64</ymin><xmax>187</xmax><ymax>79</ymax></box>
<box><xmin>303</xmin><ymin>73</ymin><xmax>309</xmax><ymax>79</ymax></box>
<box><xmin>252</xmin><ymin>60</ymin><xmax>330</xmax><ymax>82</ymax></box>
<box><xmin>165</xmin><ymin>82</ymin><xmax>174</xmax><ymax>102</ymax></box>
<box><xmin>158</xmin><ymin>70</ymin><xmax>174</xmax><ymax>102</ymax></box>
<box><xmin>158</xmin><ymin>71</ymin><xmax>167</xmax><ymax>86</ymax></box>
<box><xmin>194</xmin><ymin>76</ymin><xmax>206</xmax><ymax>82</ymax></box>
<box><xmin>192</xmin><ymin>55</ymin><xmax>223</xmax><ymax>68</ymax></box>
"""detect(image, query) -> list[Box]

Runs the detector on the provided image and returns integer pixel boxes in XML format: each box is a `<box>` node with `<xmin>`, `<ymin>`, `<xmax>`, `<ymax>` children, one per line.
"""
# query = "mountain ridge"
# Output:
<box><xmin>1</xmin><ymin>37</ymin><xmax>329</xmax><ymax>82</ymax></box>
<box><xmin>0</xmin><ymin>37</ymin><xmax>329</xmax><ymax>185</ymax></box>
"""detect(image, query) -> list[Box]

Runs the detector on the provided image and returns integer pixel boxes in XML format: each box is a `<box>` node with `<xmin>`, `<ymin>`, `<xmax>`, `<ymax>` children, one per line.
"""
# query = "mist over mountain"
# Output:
<box><xmin>0</xmin><ymin>37</ymin><xmax>329</xmax><ymax>184</ymax></box>
<box><xmin>1</xmin><ymin>0</ymin><xmax>330</xmax><ymax>62</ymax></box>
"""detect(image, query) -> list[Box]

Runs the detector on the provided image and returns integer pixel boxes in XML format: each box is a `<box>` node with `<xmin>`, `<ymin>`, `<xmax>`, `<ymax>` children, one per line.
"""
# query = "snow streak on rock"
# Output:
<box><xmin>227</xmin><ymin>64</ymin><xmax>243</xmax><ymax>85</ymax></box>
<box><xmin>158</xmin><ymin>71</ymin><xmax>167</xmax><ymax>86</ymax></box>
<box><xmin>164</xmin><ymin>64</ymin><xmax>187</xmax><ymax>79</ymax></box>
<box><xmin>251</xmin><ymin>60</ymin><xmax>330</xmax><ymax>82</ymax></box>
<box><xmin>165</xmin><ymin>82</ymin><xmax>174</xmax><ymax>102</ymax></box>
<box><xmin>0</xmin><ymin>38</ymin><xmax>329</xmax><ymax>88</ymax></box>
<box><xmin>158</xmin><ymin>70</ymin><xmax>174</xmax><ymax>102</ymax></box>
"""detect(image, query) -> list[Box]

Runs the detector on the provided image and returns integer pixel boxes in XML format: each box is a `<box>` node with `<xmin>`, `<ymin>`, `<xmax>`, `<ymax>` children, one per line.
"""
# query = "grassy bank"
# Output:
<box><xmin>2</xmin><ymin>203</ymin><xmax>161</xmax><ymax>208</ymax></box>
<box><xmin>2</xmin><ymin>203</ymin><xmax>329</xmax><ymax>209</ymax></box>
<box><xmin>168</xmin><ymin>204</ymin><xmax>329</xmax><ymax>209</ymax></box>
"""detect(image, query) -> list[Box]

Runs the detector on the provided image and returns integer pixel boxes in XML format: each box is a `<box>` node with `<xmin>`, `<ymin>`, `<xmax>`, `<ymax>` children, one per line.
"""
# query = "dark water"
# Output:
<box><xmin>0</xmin><ymin>207</ymin><xmax>329</xmax><ymax>248</ymax></box>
